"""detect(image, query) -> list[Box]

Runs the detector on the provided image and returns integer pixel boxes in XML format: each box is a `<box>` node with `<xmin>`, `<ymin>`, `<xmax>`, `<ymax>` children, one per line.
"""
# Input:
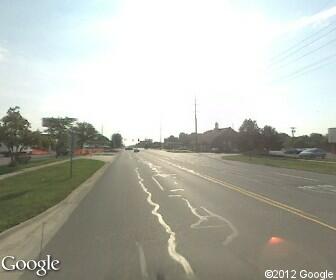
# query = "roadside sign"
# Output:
<box><xmin>68</xmin><ymin>130</ymin><xmax>78</xmax><ymax>178</ymax></box>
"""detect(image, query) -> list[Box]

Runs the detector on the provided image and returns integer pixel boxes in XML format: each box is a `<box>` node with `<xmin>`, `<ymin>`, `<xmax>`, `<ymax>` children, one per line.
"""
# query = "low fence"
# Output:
<box><xmin>74</xmin><ymin>148</ymin><xmax>105</xmax><ymax>156</ymax></box>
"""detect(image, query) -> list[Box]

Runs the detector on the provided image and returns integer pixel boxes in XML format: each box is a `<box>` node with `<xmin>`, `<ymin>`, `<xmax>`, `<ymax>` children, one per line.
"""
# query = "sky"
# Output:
<box><xmin>0</xmin><ymin>0</ymin><xmax>336</xmax><ymax>145</ymax></box>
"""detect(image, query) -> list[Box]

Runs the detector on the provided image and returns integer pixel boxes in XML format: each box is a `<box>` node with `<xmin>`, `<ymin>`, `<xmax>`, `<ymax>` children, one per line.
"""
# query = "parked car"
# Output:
<box><xmin>298</xmin><ymin>148</ymin><xmax>327</xmax><ymax>159</ymax></box>
<box><xmin>284</xmin><ymin>148</ymin><xmax>303</xmax><ymax>154</ymax></box>
<box><xmin>134</xmin><ymin>148</ymin><xmax>140</xmax><ymax>153</ymax></box>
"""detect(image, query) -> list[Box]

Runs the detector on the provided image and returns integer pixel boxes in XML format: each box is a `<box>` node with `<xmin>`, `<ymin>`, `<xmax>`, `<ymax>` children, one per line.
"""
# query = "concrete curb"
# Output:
<box><xmin>0</xmin><ymin>157</ymin><xmax>115</xmax><ymax>280</ymax></box>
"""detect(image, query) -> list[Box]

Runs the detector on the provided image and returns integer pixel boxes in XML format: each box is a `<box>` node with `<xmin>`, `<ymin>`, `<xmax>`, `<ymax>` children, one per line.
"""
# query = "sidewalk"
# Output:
<box><xmin>0</xmin><ymin>153</ymin><xmax>118</xmax><ymax>181</ymax></box>
<box><xmin>0</xmin><ymin>159</ymin><xmax>70</xmax><ymax>181</ymax></box>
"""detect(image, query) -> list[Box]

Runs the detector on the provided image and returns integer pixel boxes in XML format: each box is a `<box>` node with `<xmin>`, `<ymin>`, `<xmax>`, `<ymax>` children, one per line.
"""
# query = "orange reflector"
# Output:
<box><xmin>268</xmin><ymin>236</ymin><xmax>284</xmax><ymax>245</ymax></box>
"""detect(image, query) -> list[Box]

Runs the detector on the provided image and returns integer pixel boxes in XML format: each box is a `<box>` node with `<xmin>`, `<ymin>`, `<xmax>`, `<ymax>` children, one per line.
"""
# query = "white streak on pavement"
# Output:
<box><xmin>173</xmin><ymin>196</ymin><xmax>238</xmax><ymax>245</ymax></box>
<box><xmin>275</xmin><ymin>173</ymin><xmax>317</xmax><ymax>181</ymax></box>
<box><xmin>201</xmin><ymin>207</ymin><xmax>238</xmax><ymax>246</ymax></box>
<box><xmin>152</xmin><ymin>176</ymin><xmax>164</xmax><ymax>191</ymax></box>
<box><xmin>135</xmin><ymin>168</ymin><xmax>194</xmax><ymax>278</ymax></box>
<box><xmin>169</xmin><ymin>194</ymin><xmax>182</xmax><ymax>198</ymax></box>
<box><xmin>136</xmin><ymin>242</ymin><xmax>149</xmax><ymax>279</ymax></box>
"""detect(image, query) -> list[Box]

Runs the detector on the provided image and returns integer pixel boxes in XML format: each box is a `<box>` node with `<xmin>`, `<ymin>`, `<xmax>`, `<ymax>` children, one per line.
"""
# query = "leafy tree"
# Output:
<box><xmin>292</xmin><ymin>135</ymin><xmax>310</xmax><ymax>148</ymax></box>
<box><xmin>0</xmin><ymin>106</ymin><xmax>33</xmax><ymax>165</ymax></box>
<box><xmin>261</xmin><ymin>125</ymin><xmax>282</xmax><ymax>151</ymax></box>
<box><xmin>283</xmin><ymin>133</ymin><xmax>329</xmax><ymax>150</ymax></box>
<box><xmin>211</xmin><ymin>128</ymin><xmax>238</xmax><ymax>152</ymax></box>
<box><xmin>74</xmin><ymin>122</ymin><xmax>97</xmax><ymax>148</ymax></box>
<box><xmin>238</xmin><ymin>119</ymin><xmax>261</xmax><ymax>152</ymax></box>
<box><xmin>92</xmin><ymin>134</ymin><xmax>110</xmax><ymax>147</ymax></box>
<box><xmin>309</xmin><ymin>133</ymin><xmax>328</xmax><ymax>148</ymax></box>
<box><xmin>279</xmin><ymin>133</ymin><xmax>291</xmax><ymax>148</ymax></box>
<box><xmin>43</xmin><ymin>117</ymin><xmax>76</xmax><ymax>156</ymax></box>
<box><xmin>30</xmin><ymin>130</ymin><xmax>54</xmax><ymax>150</ymax></box>
<box><xmin>111</xmin><ymin>133</ymin><xmax>123</xmax><ymax>148</ymax></box>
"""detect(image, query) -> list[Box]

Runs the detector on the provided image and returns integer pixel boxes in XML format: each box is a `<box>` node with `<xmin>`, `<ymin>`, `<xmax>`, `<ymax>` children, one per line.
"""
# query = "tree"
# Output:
<box><xmin>0</xmin><ymin>106</ymin><xmax>33</xmax><ymax>165</ymax></box>
<box><xmin>261</xmin><ymin>125</ymin><xmax>282</xmax><ymax>151</ymax></box>
<box><xmin>309</xmin><ymin>133</ymin><xmax>328</xmax><ymax>149</ymax></box>
<box><xmin>30</xmin><ymin>130</ymin><xmax>55</xmax><ymax>150</ymax></box>
<box><xmin>238</xmin><ymin>119</ymin><xmax>261</xmax><ymax>152</ymax></box>
<box><xmin>282</xmin><ymin>133</ymin><xmax>329</xmax><ymax>150</ymax></box>
<box><xmin>43</xmin><ymin>117</ymin><xmax>76</xmax><ymax>156</ymax></box>
<box><xmin>292</xmin><ymin>135</ymin><xmax>310</xmax><ymax>148</ymax></box>
<box><xmin>73</xmin><ymin>122</ymin><xmax>97</xmax><ymax>148</ymax></box>
<box><xmin>211</xmin><ymin>128</ymin><xmax>238</xmax><ymax>152</ymax></box>
<box><xmin>111</xmin><ymin>133</ymin><xmax>123</xmax><ymax>148</ymax></box>
<box><xmin>92</xmin><ymin>134</ymin><xmax>110</xmax><ymax>147</ymax></box>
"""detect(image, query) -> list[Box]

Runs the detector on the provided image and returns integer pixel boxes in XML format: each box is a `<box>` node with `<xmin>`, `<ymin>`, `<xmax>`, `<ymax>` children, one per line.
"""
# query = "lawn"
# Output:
<box><xmin>0</xmin><ymin>156</ymin><xmax>68</xmax><ymax>176</ymax></box>
<box><xmin>0</xmin><ymin>159</ymin><xmax>105</xmax><ymax>233</ymax></box>
<box><xmin>224</xmin><ymin>155</ymin><xmax>336</xmax><ymax>175</ymax></box>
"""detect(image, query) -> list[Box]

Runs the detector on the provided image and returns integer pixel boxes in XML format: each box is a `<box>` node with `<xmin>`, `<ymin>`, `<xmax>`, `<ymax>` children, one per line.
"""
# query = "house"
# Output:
<box><xmin>164</xmin><ymin>135</ymin><xmax>183</xmax><ymax>150</ymax></box>
<box><xmin>173</xmin><ymin>122</ymin><xmax>238</xmax><ymax>152</ymax></box>
<box><xmin>197</xmin><ymin>122</ymin><xmax>238</xmax><ymax>152</ymax></box>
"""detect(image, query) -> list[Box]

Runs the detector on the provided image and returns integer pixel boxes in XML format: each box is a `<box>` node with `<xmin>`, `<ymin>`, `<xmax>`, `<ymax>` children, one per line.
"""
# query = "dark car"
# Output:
<box><xmin>284</xmin><ymin>148</ymin><xmax>303</xmax><ymax>154</ymax></box>
<box><xmin>299</xmin><ymin>148</ymin><xmax>327</xmax><ymax>159</ymax></box>
<box><xmin>134</xmin><ymin>148</ymin><xmax>140</xmax><ymax>153</ymax></box>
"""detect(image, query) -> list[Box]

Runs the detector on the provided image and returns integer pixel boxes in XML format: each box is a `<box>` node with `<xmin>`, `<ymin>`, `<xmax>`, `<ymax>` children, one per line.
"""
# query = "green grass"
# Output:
<box><xmin>224</xmin><ymin>155</ymin><xmax>336</xmax><ymax>175</ymax></box>
<box><xmin>0</xmin><ymin>159</ymin><xmax>105</xmax><ymax>233</ymax></box>
<box><xmin>0</xmin><ymin>156</ymin><xmax>68</xmax><ymax>176</ymax></box>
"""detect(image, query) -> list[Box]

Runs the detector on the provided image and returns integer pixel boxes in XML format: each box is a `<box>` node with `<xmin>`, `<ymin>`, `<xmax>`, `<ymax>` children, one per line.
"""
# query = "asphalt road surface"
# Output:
<box><xmin>21</xmin><ymin>150</ymin><xmax>336</xmax><ymax>280</ymax></box>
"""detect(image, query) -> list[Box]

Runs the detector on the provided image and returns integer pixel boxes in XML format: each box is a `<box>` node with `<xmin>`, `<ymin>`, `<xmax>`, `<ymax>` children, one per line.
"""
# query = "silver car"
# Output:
<box><xmin>299</xmin><ymin>148</ymin><xmax>327</xmax><ymax>159</ymax></box>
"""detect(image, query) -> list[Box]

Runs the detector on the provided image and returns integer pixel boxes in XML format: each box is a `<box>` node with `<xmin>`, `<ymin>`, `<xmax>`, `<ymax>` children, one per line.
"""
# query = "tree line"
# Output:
<box><xmin>165</xmin><ymin>118</ymin><xmax>329</xmax><ymax>153</ymax></box>
<box><xmin>0</xmin><ymin>106</ymin><xmax>123</xmax><ymax>166</ymax></box>
<box><xmin>237</xmin><ymin>119</ymin><xmax>329</xmax><ymax>153</ymax></box>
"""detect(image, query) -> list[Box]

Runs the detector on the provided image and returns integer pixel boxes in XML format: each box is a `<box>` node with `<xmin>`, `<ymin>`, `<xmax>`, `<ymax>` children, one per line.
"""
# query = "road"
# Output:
<box><xmin>21</xmin><ymin>150</ymin><xmax>336</xmax><ymax>280</ymax></box>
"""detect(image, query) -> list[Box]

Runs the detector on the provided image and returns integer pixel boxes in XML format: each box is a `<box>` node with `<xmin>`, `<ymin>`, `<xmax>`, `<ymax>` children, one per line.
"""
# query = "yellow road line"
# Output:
<box><xmin>159</xmin><ymin>158</ymin><xmax>336</xmax><ymax>232</ymax></box>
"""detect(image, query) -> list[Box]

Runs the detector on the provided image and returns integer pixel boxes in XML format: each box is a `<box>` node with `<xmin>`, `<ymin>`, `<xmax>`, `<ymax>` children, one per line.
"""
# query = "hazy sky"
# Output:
<box><xmin>1</xmin><ymin>0</ymin><xmax>336</xmax><ymax>144</ymax></box>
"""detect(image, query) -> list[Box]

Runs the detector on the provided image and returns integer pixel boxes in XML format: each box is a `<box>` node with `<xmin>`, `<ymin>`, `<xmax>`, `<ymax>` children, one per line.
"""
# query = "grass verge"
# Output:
<box><xmin>0</xmin><ymin>156</ymin><xmax>68</xmax><ymax>176</ymax></box>
<box><xmin>0</xmin><ymin>159</ymin><xmax>105</xmax><ymax>233</ymax></box>
<box><xmin>166</xmin><ymin>149</ymin><xmax>193</xmax><ymax>153</ymax></box>
<box><xmin>224</xmin><ymin>155</ymin><xmax>336</xmax><ymax>176</ymax></box>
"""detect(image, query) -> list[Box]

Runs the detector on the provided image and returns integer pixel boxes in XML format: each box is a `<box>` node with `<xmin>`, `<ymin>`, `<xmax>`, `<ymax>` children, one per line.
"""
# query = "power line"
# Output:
<box><xmin>269</xmin><ymin>21</ymin><xmax>336</xmax><ymax>68</ymax></box>
<box><xmin>272</xmin><ymin>52</ymin><xmax>336</xmax><ymax>83</ymax></box>
<box><xmin>269</xmin><ymin>0</ymin><xmax>336</xmax><ymax>65</ymax></box>
<box><xmin>270</xmin><ymin>20</ymin><xmax>336</xmax><ymax>62</ymax></box>
<box><xmin>273</xmin><ymin>36</ymin><xmax>336</xmax><ymax>71</ymax></box>
<box><xmin>284</xmin><ymin>58</ymin><xmax>336</xmax><ymax>83</ymax></box>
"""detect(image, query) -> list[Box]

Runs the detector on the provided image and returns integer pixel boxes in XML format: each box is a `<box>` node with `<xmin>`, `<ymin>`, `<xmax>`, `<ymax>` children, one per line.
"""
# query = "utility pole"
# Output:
<box><xmin>194</xmin><ymin>97</ymin><xmax>198</xmax><ymax>152</ymax></box>
<box><xmin>290</xmin><ymin>127</ymin><xmax>296</xmax><ymax>138</ymax></box>
<box><xmin>160</xmin><ymin>120</ymin><xmax>162</xmax><ymax>149</ymax></box>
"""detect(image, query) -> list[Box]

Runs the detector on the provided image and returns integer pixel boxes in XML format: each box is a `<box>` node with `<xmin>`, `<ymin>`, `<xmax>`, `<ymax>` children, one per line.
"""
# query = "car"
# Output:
<box><xmin>133</xmin><ymin>148</ymin><xmax>140</xmax><ymax>153</ymax></box>
<box><xmin>125</xmin><ymin>147</ymin><xmax>133</xmax><ymax>150</ymax></box>
<box><xmin>284</xmin><ymin>148</ymin><xmax>303</xmax><ymax>154</ymax></box>
<box><xmin>298</xmin><ymin>148</ymin><xmax>327</xmax><ymax>159</ymax></box>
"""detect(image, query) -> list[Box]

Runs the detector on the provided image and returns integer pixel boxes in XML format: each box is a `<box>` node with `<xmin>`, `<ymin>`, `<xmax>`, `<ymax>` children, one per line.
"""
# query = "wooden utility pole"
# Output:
<box><xmin>194</xmin><ymin>97</ymin><xmax>198</xmax><ymax>152</ymax></box>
